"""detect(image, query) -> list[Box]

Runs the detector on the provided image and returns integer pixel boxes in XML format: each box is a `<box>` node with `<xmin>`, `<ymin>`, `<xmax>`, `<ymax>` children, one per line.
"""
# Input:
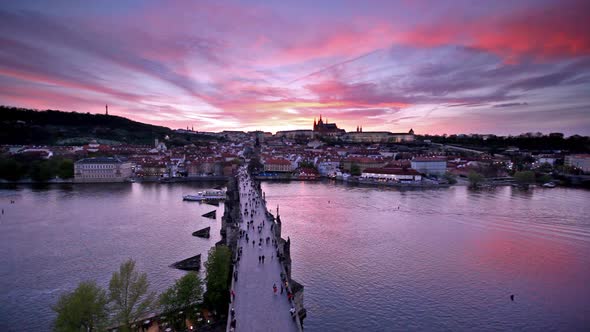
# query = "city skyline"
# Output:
<box><xmin>0</xmin><ymin>0</ymin><xmax>589</xmax><ymax>135</ymax></box>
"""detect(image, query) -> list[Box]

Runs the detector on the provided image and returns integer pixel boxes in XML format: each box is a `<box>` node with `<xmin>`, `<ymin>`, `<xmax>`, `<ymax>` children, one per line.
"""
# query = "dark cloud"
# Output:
<box><xmin>0</xmin><ymin>10</ymin><xmax>218</xmax><ymax>99</ymax></box>
<box><xmin>507</xmin><ymin>72</ymin><xmax>580</xmax><ymax>91</ymax></box>
<box><xmin>493</xmin><ymin>102</ymin><xmax>529</xmax><ymax>108</ymax></box>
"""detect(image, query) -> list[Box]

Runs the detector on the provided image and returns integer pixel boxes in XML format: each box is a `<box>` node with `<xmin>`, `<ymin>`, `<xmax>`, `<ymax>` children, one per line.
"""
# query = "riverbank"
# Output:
<box><xmin>0</xmin><ymin>175</ymin><xmax>229</xmax><ymax>185</ymax></box>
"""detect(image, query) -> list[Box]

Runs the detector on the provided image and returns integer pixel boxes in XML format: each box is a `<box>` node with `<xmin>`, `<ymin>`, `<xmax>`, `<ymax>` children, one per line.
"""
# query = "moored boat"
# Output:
<box><xmin>183</xmin><ymin>189</ymin><xmax>226</xmax><ymax>201</ymax></box>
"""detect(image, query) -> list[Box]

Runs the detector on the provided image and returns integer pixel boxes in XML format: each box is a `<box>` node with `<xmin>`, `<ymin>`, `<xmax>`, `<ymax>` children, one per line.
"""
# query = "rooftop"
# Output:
<box><xmin>363</xmin><ymin>167</ymin><xmax>421</xmax><ymax>175</ymax></box>
<box><xmin>265</xmin><ymin>158</ymin><xmax>292</xmax><ymax>165</ymax></box>
<box><xmin>412</xmin><ymin>157</ymin><xmax>447</xmax><ymax>162</ymax></box>
<box><xmin>75</xmin><ymin>157</ymin><xmax>124</xmax><ymax>164</ymax></box>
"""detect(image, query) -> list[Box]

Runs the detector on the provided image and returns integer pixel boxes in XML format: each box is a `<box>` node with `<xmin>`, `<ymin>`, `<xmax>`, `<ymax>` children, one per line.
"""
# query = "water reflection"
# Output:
<box><xmin>263</xmin><ymin>183</ymin><xmax>590</xmax><ymax>331</ymax></box>
<box><xmin>0</xmin><ymin>182</ymin><xmax>226</xmax><ymax>331</ymax></box>
<box><xmin>1</xmin><ymin>182</ymin><xmax>589</xmax><ymax>331</ymax></box>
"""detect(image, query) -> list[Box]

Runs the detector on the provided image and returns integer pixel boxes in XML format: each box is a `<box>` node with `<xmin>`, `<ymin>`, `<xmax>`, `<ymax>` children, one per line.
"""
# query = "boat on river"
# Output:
<box><xmin>183</xmin><ymin>190</ymin><xmax>226</xmax><ymax>201</ymax></box>
<box><xmin>543</xmin><ymin>182</ymin><xmax>556</xmax><ymax>188</ymax></box>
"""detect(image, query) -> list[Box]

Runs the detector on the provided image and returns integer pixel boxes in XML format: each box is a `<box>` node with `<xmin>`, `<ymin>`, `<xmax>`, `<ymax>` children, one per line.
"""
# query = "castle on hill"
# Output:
<box><xmin>313</xmin><ymin>115</ymin><xmax>414</xmax><ymax>143</ymax></box>
<box><xmin>313</xmin><ymin>115</ymin><xmax>346</xmax><ymax>136</ymax></box>
<box><xmin>277</xmin><ymin>115</ymin><xmax>414</xmax><ymax>143</ymax></box>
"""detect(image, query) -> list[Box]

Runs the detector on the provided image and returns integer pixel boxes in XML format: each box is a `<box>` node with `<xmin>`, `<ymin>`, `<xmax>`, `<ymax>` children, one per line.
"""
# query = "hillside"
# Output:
<box><xmin>0</xmin><ymin>106</ymin><xmax>173</xmax><ymax>145</ymax></box>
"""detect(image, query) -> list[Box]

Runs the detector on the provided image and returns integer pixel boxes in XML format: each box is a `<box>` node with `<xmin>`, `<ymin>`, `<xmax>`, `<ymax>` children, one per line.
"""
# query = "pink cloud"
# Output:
<box><xmin>399</xmin><ymin>0</ymin><xmax>590</xmax><ymax>61</ymax></box>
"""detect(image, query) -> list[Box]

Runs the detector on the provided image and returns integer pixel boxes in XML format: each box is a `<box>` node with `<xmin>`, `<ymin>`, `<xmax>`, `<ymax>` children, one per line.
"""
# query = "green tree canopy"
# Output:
<box><xmin>52</xmin><ymin>281</ymin><xmax>108</xmax><ymax>332</ymax></box>
<box><xmin>538</xmin><ymin>174</ymin><xmax>552</xmax><ymax>184</ymax></box>
<box><xmin>350</xmin><ymin>163</ymin><xmax>361</xmax><ymax>176</ymax></box>
<box><xmin>108</xmin><ymin>259</ymin><xmax>156</xmax><ymax>328</ymax></box>
<box><xmin>298</xmin><ymin>161</ymin><xmax>316</xmax><ymax>169</ymax></box>
<box><xmin>0</xmin><ymin>158</ymin><xmax>26</xmax><ymax>181</ymax></box>
<box><xmin>159</xmin><ymin>272</ymin><xmax>204</xmax><ymax>319</ymax></box>
<box><xmin>248</xmin><ymin>158</ymin><xmax>263</xmax><ymax>174</ymax></box>
<box><xmin>514</xmin><ymin>170</ymin><xmax>535</xmax><ymax>186</ymax></box>
<box><xmin>535</xmin><ymin>162</ymin><xmax>554</xmax><ymax>173</ymax></box>
<box><xmin>204</xmin><ymin>246</ymin><xmax>232</xmax><ymax>313</ymax></box>
<box><xmin>30</xmin><ymin>160</ymin><xmax>55</xmax><ymax>182</ymax></box>
<box><xmin>58</xmin><ymin>159</ymin><xmax>74</xmax><ymax>179</ymax></box>
<box><xmin>467</xmin><ymin>171</ymin><xmax>485</xmax><ymax>188</ymax></box>
<box><xmin>443</xmin><ymin>172</ymin><xmax>457</xmax><ymax>184</ymax></box>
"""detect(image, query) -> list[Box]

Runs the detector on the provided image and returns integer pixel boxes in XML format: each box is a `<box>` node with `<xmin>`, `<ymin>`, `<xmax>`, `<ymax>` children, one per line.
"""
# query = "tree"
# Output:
<box><xmin>443</xmin><ymin>172</ymin><xmax>457</xmax><ymax>185</ymax></box>
<box><xmin>160</xmin><ymin>272</ymin><xmax>204</xmax><ymax>330</ymax></box>
<box><xmin>350</xmin><ymin>163</ymin><xmax>361</xmax><ymax>176</ymax></box>
<box><xmin>58</xmin><ymin>159</ymin><xmax>74</xmax><ymax>179</ymax></box>
<box><xmin>538</xmin><ymin>173</ymin><xmax>552</xmax><ymax>184</ymax></box>
<box><xmin>467</xmin><ymin>171</ymin><xmax>484</xmax><ymax>188</ymax></box>
<box><xmin>0</xmin><ymin>158</ymin><xmax>25</xmax><ymax>181</ymax></box>
<box><xmin>204</xmin><ymin>246</ymin><xmax>232</xmax><ymax>313</ymax></box>
<box><xmin>52</xmin><ymin>281</ymin><xmax>108</xmax><ymax>332</ymax></box>
<box><xmin>30</xmin><ymin>160</ymin><xmax>55</xmax><ymax>182</ymax></box>
<box><xmin>535</xmin><ymin>162</ymin><xmax>553</xmax><ymax>173</ymax></box>
<box><xmin>159</xmin><ymin>272</ymin><xmax>204</xmax><ymax>317</ymax></box>
<box><xmin>514</xmin><ymin>170</ymin><xmax>535</xmax><ymax>187</ymax></box>
<box><xmin>298</xmin><ymin>161</ymin><xmax>316</xmax><ymax>169</ymax></box>
<box><xmin>108</xmin><ymin>259</ymin><xmax>156</xmax><ymax>328</ymax></box>
<box><xmin>248</xmin><ymin>158</ymin><xmax>263</xmax><ymax>174</ymax></box>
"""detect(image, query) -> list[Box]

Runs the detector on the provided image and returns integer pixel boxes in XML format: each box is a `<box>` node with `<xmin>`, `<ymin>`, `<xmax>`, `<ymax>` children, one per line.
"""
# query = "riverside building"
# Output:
<box><xmin>565</xmin><ymin>154</ymin><xmax>590</xmax><ymax>173</ymax></box>
<box><xmin>361</xmin><ymin>168</ymin><xmax>422</xmax><ymax>182</ymax></box>
<box><xmin>410</xmin><ymin>157</ymin><xmax>448</xmax><ymax>176</ymax></box>
<box><xmin>74</xmin><ymin>157</ymin><xmax>132</xmax><ymax>182</ymax></box>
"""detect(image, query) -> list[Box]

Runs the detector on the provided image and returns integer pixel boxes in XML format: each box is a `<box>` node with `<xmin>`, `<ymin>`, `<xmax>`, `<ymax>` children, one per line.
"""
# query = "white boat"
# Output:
<box><xmin>183</xmin><ymin>190</ymin><xmax>226</xmax><ymax>201</ymax></box>
<box><xmin>542</xmin><ymin>182</ymin><xmax>556</xmax><ymax>188</ymax></box>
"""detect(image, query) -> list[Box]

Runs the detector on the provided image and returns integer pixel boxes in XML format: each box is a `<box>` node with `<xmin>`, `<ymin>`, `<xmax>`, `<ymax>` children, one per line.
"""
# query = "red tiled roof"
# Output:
<box><xmin>265</xmin><ymin>158</ymin><xmax>291</xmax><ymax>165</ymax></box>
<box><xmin>412</xmin><ymin>157</ymin><xmax>447</xmax><ymax>162</ymax></box>
<box><xmin>363</xmin><ymin>168</ymin><xmax>421</xmax><ymax>175</ymax></box>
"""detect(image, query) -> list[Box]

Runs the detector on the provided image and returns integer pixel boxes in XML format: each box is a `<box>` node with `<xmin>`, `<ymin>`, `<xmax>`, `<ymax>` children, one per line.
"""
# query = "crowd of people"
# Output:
<box><xmin>228</xmin><ymin>167</ymin><xmax>299</xmax><ymax>331</ymax></box>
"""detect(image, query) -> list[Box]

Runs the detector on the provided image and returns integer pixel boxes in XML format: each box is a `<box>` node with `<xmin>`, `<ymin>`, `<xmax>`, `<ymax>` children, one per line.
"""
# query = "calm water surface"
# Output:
<box><xmin>261</xmin><ymin>182</ymin><xmax>590</xmax><ymax>331</ymax></box>
<box><xmin>1</xmin><ymin>182</ymin><xmax>589</xmax><ymax>331</ymax></box>
<box><xmin>0</xmin><ymin>182</ymin><xmax>225</xmax><ymax>331</ymax></box>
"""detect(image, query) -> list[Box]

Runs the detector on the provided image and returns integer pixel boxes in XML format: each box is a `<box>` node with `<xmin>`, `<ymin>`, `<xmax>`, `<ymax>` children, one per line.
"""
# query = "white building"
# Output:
<box><xmin>411</xmin><ymin>157</ymin><xmax>447</xmax><ymax>175</ymax></box>
<box><xmin>316</xmin><ymin>160</ymin><xmax>340</xmax><ymax>177</ymax></box>
<box><xmin>565</xmin><ymin>154</ymin><xmax>590</xmax><ymax>173</ymax></box>
<box><xmin>74</xmin><ymin>157</ymin><xmax>132</xmax><ymax>183</ymax></box>
<box><xmin>275</xmin><ymin>130</ymin><xmax>315</xmax><ymax>139</ymax></box>
<box><xmin>535</xmin><ymin>155</ymin><xmax>557</xmax><ymax>166</ymax></box>
<box><xmin>361</xmin><ymin>168</ymin><xmax>422</xmax><ymax>182</ymax></box>
<box><xmin>340</xmin><ymin>129</ymin><xmax>415</xmax><ymax>143</ymax></box>
<box><xmin>263</xmin><ymin>158</ymin><xmax>294</xmax><ymax>172</ymax></box>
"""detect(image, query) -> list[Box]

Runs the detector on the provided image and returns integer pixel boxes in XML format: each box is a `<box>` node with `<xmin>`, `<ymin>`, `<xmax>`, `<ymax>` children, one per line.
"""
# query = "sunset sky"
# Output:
<box><xmin>0</xmin><ymin>0</ymin><xmax>589</xmax><ymax>135</ymax></box>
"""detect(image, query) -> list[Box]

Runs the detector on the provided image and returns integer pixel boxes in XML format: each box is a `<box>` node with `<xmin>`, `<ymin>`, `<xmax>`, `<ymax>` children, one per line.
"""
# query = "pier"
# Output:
<box><xmin>222</xmin><ymin>167</ymin><xmax>304</xmax><ymax>331</ymax></box>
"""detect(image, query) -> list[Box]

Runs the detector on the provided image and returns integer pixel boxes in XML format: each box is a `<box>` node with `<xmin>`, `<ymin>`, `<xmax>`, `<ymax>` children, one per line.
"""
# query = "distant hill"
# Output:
<box><xmin>0</xmin><ymin>106</ymin><xmax>173</xmax><ymax>145</ymax></box>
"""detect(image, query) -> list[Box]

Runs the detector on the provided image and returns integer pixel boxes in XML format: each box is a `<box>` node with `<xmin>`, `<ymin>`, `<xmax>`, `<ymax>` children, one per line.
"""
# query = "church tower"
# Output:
<box><xmin>105</xmin><ymin>104</ymin><xmax>108</xmax><ymax>116</ymax></box>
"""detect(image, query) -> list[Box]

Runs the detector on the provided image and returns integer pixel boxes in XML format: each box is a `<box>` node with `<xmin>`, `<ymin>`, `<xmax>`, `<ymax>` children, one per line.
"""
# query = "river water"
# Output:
<box><xmin>1</xmin><ymin>182</ymin><xmax>589</xmax><ymax>331</ymax></box>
